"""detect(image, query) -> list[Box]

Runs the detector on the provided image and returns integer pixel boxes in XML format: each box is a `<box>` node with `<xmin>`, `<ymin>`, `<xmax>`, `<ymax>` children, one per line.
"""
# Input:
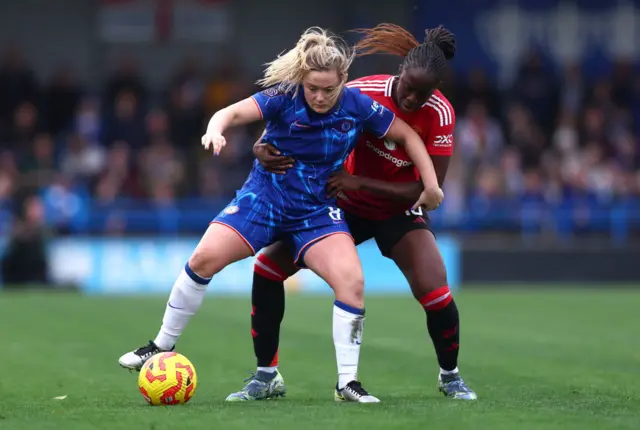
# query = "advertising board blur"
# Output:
<box><xmin>2</xmin><ymin>236</ymin><xmax>459</xmax><ymax>294</ymax></box>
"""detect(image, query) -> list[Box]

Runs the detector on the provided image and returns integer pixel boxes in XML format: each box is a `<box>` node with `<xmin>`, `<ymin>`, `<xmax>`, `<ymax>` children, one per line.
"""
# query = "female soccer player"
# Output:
<box><xmin>228</xmin><ymin>24</ymin><xmax>477</xmax><ymax>402</ymax></box>
<box><xmin>118</xmin><ymin>27</ymin><xmax>444</xmax><ymax>403</ymax></box>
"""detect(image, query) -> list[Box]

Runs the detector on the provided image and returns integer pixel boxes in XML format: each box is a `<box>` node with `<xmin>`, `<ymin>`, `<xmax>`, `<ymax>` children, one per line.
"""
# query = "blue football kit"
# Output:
<box><xmin>213</xmin><ymin>85</ymin><xmax>396</xmax><ymax>265</ymax></box>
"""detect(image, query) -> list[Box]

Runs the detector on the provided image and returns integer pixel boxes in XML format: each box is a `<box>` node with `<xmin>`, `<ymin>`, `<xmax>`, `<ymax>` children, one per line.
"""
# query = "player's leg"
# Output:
<box><xmin>227</xmin><ymin>212</ymin><xmax>374</xmax><ymax>402</ymax></box>
<box><xmin>250</xmin><ymin>211</ymin><xmax>373</xmax><ymax>375</ymax></box>
<box><xmin>375</xmin><ymin>210</ymin><xmax>476</xmax><ymax>400</ymax></box>
<box><xmin>119</xmin><ymin>200</ymin><xmax>267</xmax><ymax>371</ymax></box>
<box><xmin>225</xmin><ymin>241</ymin><xmax>298</xmax><ymax>401</ymax></box>
<box><xmin>251</xmin><ymin>241</ymin><xmax>298</xmax><ymax>373</ymax></box>
<box><xmin>295</xmin><ymin>208</ymin><xmax>379</xmax><ymax>403</ymax></box>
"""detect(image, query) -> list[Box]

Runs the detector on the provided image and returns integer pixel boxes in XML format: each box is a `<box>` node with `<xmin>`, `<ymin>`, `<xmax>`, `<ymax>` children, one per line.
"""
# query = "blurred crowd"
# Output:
<box><xmin>441</xmin><ymin>54</ymin><xmax>640</xmax><ymax>219</ymax></box>
<box><xmin>0</xmin><ymin>48</ymin><xmax>259</xmax><ymax>206</ymax></box>
<box><xmin>0</xmin><ymin>46</ymin><xmax>639</xmax><ymax>236</ymax></box>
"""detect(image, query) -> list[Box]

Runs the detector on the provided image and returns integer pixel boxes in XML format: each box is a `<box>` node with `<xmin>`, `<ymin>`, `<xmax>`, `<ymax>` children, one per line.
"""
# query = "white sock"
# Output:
<box><xmin>153</xmin><ymin>264</ymin><xmax>210</xmax><ymax>350</ymax></box>
<box><xmin>333</xmin><ymin>301</ymin><xmax>365</xmax><ymax>389</ymax></box>
<box><xmin>257</xmin><ymin>366</ymin><xmax>277</xmax><ymax>374</ymax></box>
<box><xmin>440</xmin><ymin>367</ymin><xmax>459</xmax><ymax>376</ymax></box>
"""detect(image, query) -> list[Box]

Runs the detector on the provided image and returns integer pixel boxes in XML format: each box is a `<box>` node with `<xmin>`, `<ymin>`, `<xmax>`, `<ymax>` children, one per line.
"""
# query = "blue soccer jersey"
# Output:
<box><xmin>213</xmin><ymin>85</ymin><xmax>396</xmax><ymax>264</ymax></box>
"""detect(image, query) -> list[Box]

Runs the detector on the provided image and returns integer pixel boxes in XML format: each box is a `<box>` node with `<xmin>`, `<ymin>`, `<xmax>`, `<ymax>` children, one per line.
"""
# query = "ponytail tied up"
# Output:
<box><xmin>424</xmin><ymin>25</ymin><xmax>456</xmax><ymax>60</ymax></box>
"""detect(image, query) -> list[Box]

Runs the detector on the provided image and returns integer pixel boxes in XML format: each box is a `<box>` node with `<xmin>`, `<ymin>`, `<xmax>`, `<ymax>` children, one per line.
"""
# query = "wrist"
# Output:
<box><xmin>206</xmin><ymin>114</ymin><xmax>224</xmax><ymax>135</ymax></box>
<box><xmin>422</xmin><ymin>178</ymin><xmax>439</xmax><ymax>189</ymax></box>
<box><xmin>207</xmin><ymin>126</ymin><xmax>221</xmax><ymax>135</ymax></box>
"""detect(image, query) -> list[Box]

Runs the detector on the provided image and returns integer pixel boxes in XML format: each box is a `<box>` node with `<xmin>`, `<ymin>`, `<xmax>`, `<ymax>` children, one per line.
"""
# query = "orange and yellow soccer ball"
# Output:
<box><xmin>138</xmin><ymin>352</ymin><xmax>197</xmax><ymax>405</ymax></box>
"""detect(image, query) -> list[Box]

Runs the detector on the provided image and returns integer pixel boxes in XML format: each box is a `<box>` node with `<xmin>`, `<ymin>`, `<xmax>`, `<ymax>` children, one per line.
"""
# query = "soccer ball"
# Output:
<box><xmin>137</xmin><ymin>352</ymin><xmax>197</xmax><ymax>405</ymax></box>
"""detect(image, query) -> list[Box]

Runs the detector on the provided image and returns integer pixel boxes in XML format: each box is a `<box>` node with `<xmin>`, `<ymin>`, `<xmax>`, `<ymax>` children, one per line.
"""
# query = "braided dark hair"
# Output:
<box><xmin>352</xmin><ymin>24</ymin><xmax>456</xmax><ymax>79</ymax></box>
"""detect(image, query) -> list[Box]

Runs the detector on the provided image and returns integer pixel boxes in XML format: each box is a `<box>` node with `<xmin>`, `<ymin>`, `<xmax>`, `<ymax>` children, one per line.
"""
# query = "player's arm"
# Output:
<box><xmin>359</xmin><ymin>94</ymin><xmax>441</xmax><ymax>210</ymax></box>
<box><xmin>358</xmin><ymin>95</ymin><xmax>438</xmax><ymax>190</ymax></box>
<box><xmin>253</xmin><ymin>129</ymin><xmax>295</xmax><ymax>175</ymax></box>
<box><xmin>351</xmin><ymin>153</ymin><xmax>448</xmax><ymax>199</ymax></box>
<box><xmin>203</xmin><ymin>97</ymin><xmax>263</xmax><ymax>155</ymax></box>
<box><xmin>206</xmin><ymin>97</ymin><xmax>262</xmax><ymax>135</ymax></box>
<box><xmin>329</xmin><ymin>163</ymin><xmax>448</xmax><ymax>203</ymax></box>
<box><xmin>432</xmin><ymin>156</ymin><xmax>450</xmax><ymax>186</ymax></box>
<box><xmin>203</xmin><ymin>88</ymin><xmax>287</xmax><ymax>155</ymax></box>
<box><xmin>327</xmin><ymin>166</ymin><xmax>423</xmax><ymax>202</ymax></box>
<box><xmin>385</xmin><ymin>118</ymin><xmax>439</xmax><ymax>190</ymax></box>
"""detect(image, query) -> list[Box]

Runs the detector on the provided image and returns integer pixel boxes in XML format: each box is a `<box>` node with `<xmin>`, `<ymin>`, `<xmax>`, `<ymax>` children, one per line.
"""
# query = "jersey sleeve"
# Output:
<box><xmin>250</xmin><ymin>86</ymin><xmax>288</xmax><ymax>121</ymax></box>
<box><xmin>356</xmin><ymin>93</ymin><xmax>396</xmax><ymax>138</ymax></box>
<box><xmin>424</xmin><ymin>100</ymin><xmax>455</xmax><ymax>156</ymax></box>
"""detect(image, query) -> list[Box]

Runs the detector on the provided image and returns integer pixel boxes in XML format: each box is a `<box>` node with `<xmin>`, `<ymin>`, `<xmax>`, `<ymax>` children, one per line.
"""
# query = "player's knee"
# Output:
<box><xmin>333</xmin><ymin>271</ymin><xmax>365</xmax><ymax>309</ymax></box>
<box><xmin>411</xmin><ymin>264</ymin><xmax>448</xmax><ymax>299</ymax></box>
<box><xmin>254</xmin><ymin>253</ymin><xmax>291</xmax><ymax>282</ymax></box>
<box><xmin>188</xmin><ymin>249</ymin><xmax>225</xmax><ymax>279</ymax></box>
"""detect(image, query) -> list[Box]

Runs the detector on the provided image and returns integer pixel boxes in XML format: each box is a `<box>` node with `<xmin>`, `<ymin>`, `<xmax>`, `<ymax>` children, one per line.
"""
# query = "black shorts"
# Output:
<box><xmin>344</xmin><ymin>208</ymin><xmax>432</xmax><ymax>258</ymax></box>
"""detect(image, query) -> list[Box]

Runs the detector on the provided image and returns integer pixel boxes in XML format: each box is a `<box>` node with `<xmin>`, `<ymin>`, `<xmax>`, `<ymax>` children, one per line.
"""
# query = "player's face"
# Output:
<box><xmin>302</xmin><ymin>70</ymin><xmax>343</xmax><ymax>114</ymax></box>
<box><xmin>396</xmin><ymin>68</ymin><xmax>440</xmax><ymax>113</ymax></box>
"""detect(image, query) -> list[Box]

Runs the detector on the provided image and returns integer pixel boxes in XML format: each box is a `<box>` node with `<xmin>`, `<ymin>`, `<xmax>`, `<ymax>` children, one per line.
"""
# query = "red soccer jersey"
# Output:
<box><xmin>339</xmin><ymin>74</ymin><xmax>455</xmax><ymax>220</ymax></box>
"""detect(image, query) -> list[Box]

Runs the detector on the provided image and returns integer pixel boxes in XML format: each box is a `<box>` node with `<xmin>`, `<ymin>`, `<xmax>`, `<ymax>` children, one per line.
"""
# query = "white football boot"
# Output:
<box><xmin>118</xmin><ymin>340</ymin><xmax>173</xmax><ymax>371</ymax></box>
<box><xmin>334</xmin><ymin>380</ymin><xmax>380</xmax><ymax>403</ymax></box>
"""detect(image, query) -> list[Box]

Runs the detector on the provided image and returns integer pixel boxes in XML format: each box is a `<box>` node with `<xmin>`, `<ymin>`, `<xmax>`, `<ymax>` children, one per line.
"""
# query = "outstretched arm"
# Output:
<box><xmin>202</xmin><ymin>97</ymin><xmax>264</xmax><ymax>155</ymax></box>
<box><xmin>206</xmin><ymin>97</ymin><xmax>263</xmax><ymax>136</ymax></box>
<box><xmin>204</xmin><ymin>89</ymin><xmax>288</xmax><ymax>155</ymax></box>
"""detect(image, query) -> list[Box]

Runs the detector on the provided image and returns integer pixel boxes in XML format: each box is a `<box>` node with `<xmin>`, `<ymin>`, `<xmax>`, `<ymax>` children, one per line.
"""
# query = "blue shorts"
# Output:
<box><xmin>212</xmin><ymin>197</ymin><xmax>352</xmax><ymax>267</ymax></box>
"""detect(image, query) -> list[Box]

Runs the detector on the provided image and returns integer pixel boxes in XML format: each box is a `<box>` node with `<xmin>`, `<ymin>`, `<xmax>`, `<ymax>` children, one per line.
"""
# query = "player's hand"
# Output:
<box><xmin>201</xmin><ymin>132</ymin><xmax>226</xmax><ymax>156</ymax></box>
<box><xmin>254</xmin><ymin>143</ymin><xmax>295</xmax><ymax>175</ymax></box>
<box><xmin>413</xmin><ymin>187</ymin><xmax>444</xmax><ymax>211</ymax></box>
<box><xmin>327</xmin><ymin>169</ymin><xmax>361</xmax><ymax>198</ymax></box>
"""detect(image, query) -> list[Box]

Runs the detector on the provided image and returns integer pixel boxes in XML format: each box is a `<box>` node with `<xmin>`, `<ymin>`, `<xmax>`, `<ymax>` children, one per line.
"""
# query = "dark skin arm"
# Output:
<box><xmin>327</xmin><ymin>156</ymin><xmax>450</xmax><ymax>202</ymax></box>
<box><xmin>255</xmin><ymin>142</ymin><xmax>450</xmax><ymax>202</ymax></box>
<box><xmin>253</xmin><ymin>142</ymin><xmax>295</xmax><ymax>175</ymax></box>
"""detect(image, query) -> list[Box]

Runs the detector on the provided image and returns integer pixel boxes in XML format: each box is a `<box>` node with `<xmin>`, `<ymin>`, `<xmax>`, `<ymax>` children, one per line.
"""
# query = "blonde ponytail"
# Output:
<box><xmin>257</xmin><ymin>27</ymin><xmax>355</xmax><ymax>96</ymax></box>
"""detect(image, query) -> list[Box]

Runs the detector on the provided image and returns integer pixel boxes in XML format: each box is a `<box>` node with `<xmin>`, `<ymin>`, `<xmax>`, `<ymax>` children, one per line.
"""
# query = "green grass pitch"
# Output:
<box><xmin>0</xmin><ymin>288</ymin><xmax>638</xmax><ymax>429</ymax></box>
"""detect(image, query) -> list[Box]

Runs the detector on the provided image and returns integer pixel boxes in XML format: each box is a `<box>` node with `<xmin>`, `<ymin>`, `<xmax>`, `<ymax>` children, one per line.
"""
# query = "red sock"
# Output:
<box><xmin>418</xmin><ymin>286</ymin><xmax>459</xmax><ymax>372</ymax></box>
<box><xmin>252</xmin><ymin>254</ymin><xmax>288</xmax><ymax>368</ymax></box>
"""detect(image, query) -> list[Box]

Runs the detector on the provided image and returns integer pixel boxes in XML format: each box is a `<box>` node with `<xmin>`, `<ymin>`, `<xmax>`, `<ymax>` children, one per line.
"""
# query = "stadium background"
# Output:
<box><xmin>1</xmin><ymin>2</ymin><xmax>639</xmax><ymax>429</ymax></box>
<box><xmin>1</xmin><ymin>0</ymin><xmax>639</xmax><ymax>291</ymax></box>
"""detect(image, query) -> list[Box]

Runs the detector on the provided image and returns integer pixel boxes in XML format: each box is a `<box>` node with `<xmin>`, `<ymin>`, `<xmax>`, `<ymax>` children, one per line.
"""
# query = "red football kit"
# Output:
<box><xmin>339</xmin><ymin>75</ymin><xmax>455</xmax><ymax>220</ymax></box>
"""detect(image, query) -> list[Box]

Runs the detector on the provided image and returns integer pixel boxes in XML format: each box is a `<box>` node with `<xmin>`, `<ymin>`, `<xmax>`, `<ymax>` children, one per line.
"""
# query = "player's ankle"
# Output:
<box><xmin>338</xmin><ymin>374</ymin><xmax>357</xmax><ymax>389</ymax></box>
<box><xmin>256</xmin><ymin>368</ymin><xmax>278</xmax><ymax>381</ymax></box>
<box><xmin>153</xmin><ymin>333</ymin><xmax>176</xmax><ymax>351</ymax></box>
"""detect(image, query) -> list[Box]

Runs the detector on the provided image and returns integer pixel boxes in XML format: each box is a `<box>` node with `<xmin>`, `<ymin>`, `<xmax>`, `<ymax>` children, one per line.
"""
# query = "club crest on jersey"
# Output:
<box><xmin>223</xmin><ymin>205</ymin><xmax>239</xmax><ymax>215</ymax></box>
<box><xmin>384</xmin><ymin>139</ymin><xmax>397</xmax><ymax>151</ymax></box>
<box><xmin>341</xmin><ymin>121</ymin><xmax>352</xmax><ymax>132</ymax></box>
<box><xmin>261</xmin><ymin>86</ymin><xmax>281</xmax><ymax>97</ymax></box>
<box><xmin>331</xmin><ymin>119</ymin><xmax>354</xmax><ymax>134</ymax></box>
